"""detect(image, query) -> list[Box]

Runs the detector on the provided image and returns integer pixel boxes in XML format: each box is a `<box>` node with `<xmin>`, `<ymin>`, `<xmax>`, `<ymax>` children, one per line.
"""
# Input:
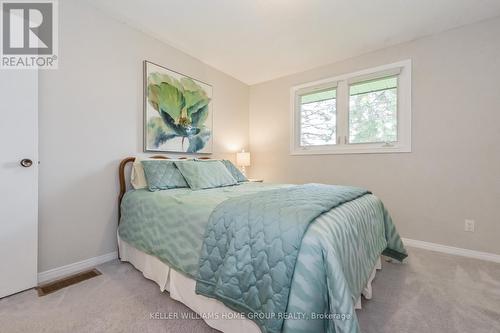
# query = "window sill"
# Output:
<box><xmin>290</xmin><ymin>144</ymin><xmax>411</xmax><ymax>155</ymax></box>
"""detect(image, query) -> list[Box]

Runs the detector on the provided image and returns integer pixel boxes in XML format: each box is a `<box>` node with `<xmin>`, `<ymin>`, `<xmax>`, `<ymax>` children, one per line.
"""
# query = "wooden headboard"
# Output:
<box><xmin>118</xmin><ymin>155</ymin><xmax>211</xmax><ymax>223</ymax></box>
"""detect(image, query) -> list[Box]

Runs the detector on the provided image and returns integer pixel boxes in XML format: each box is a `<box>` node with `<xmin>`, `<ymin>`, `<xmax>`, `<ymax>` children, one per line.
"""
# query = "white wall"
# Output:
<box><xmin>39</xmin><ymin>2</ymin><xmax>500</xmax><ymax>271</ymax></box>
<box><xmin>38</xmin><ymin>0</ymin><xmax>249</xmax><ymax>272</ymax></box>
<box><xmin>249</xmin><ymin>18</ymin><xmax>500</xmax><ymax>255</ymax></box>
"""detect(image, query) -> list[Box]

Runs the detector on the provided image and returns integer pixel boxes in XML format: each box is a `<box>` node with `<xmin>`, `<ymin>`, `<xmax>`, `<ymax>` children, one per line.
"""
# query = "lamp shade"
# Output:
<box><xmin>236</xmin><ymin>151</ymin><xmax>251</xmax><ymax>167</ymax></box>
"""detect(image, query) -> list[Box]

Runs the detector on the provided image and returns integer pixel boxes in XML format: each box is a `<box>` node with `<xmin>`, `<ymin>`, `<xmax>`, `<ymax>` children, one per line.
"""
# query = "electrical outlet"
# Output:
<box><xmin>464</xmin><ymin>219</ymin><xmax>475</xmax><ymax>232</ymax></box>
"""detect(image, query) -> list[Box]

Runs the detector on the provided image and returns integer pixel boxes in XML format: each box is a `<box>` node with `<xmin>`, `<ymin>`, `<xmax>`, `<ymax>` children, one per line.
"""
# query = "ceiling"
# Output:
<box><xmin>85</xmin><ymin>0</ymin><xmax>500</xmax><ymax>84</ymax></box>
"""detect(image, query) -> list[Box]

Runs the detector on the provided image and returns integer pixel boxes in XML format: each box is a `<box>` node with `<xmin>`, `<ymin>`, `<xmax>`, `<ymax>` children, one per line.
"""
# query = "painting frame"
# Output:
<box><xmin>143</xmin><ymin>60</ymin><xmax>213</xmax><ymax>154</ymax></box>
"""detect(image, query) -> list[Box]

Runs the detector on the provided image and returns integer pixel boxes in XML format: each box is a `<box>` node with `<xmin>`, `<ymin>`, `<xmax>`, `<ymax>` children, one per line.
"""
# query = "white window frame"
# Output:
<box><xmin>290</xmin><ymin>59</ymin><xmax>412</xmax><ymax>155</ymax></box>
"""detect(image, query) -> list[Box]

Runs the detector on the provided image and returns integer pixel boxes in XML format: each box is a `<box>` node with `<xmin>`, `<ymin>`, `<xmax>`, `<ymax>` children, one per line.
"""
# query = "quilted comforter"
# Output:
<box><xmin>195</xmin><ymin>184</ymin><xmax>407</xmax><ymax>333</ymax></box>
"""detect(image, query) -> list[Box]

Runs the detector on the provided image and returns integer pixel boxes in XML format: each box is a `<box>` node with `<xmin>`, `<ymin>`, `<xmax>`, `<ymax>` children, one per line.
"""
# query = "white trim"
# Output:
<box><xmin>402</xmin><ymin>238</ymin><xmax>500</xmax><ymax>264</ymax></box>
<box><xmin>289</xmin><ymin>143</ymin><xmax>411</xmax><ymax>155</ymax></box>
<box><xmin>290</xmin><ymin>59</ymin><xmax>412</xmax><ymax>155</ymax></box>
<box><xmin>347</xmin><ymin>67</ymin><xmax>402</xmax><ymax>85</ymax></box>
<box><xmin>37</xmin><ymin>251</ymin><xmax>118</xmax><ymax>284</ymax></box>
<box><xmin>292</xmin><ymin>60</ymin><xmax>410</xmax><ymax>91</ymax></box>
<box><xmin>295</xmin><ymin>81</ymin><xmax>338</xmax><ymax>96</ymax></box>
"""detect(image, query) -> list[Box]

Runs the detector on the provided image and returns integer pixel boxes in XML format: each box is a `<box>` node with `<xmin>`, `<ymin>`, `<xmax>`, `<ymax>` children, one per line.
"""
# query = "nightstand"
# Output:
<box><xmin>247</xmin><ymin>178</ymin><xmax>263</xmax><ymax>183</ymax></box>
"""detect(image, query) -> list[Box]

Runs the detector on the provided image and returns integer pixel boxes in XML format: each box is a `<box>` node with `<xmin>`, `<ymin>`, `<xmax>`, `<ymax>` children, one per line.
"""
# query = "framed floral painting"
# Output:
<box><xmin>143</xmin><ymin>61</ymin><xmax>213</xmax><ymax>153</ymax></box>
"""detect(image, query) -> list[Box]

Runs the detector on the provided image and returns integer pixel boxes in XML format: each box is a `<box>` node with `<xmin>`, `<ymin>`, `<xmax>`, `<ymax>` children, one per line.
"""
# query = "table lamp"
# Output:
<box><xmin>236</xmin><ymin>149</ymin><xmax>251</xmax><ymax>176</ymax></box>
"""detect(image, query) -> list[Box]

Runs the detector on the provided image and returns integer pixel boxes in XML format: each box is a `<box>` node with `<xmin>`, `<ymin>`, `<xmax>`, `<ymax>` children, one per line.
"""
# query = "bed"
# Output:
<box><xmin>117</xmin><ymin>156</ymin><xmax>407</xmax><ymax>333</ymax></box>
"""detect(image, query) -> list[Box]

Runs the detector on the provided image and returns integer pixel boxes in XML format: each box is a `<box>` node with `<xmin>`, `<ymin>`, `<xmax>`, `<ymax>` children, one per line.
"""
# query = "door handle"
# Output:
<box><xmin>20</xmin><ymin>159</ymin><xmax>33</xmax><ymax>168</ymax></box>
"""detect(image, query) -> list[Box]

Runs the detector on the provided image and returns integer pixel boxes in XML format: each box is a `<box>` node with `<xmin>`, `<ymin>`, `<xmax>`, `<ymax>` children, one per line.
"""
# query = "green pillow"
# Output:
<box><xmin>141</xmin><ymin>160</ymin><xmax>188</xmax><ymax>191</ymax></box>
<box><xmin>221</xmin><ymin>160</ymin><xmax>248</xmax><ymax>182</ymax></box>
<box><xmin>174</xmin><ymin>160</ymin><xmax>238</xmax><ymax>190</ymax></box>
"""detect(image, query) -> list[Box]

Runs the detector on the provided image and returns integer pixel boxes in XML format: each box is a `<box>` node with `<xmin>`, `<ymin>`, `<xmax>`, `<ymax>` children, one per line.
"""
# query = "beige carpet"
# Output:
<box><xmin>1</xmin><ymin>247</ymin><xmax>499</xmax><ymax>333</ymax></box>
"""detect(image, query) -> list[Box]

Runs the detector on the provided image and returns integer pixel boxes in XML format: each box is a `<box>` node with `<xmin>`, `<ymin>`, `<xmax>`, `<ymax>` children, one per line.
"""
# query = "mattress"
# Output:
<box><xmin>118</xmin><ymin>234</ymin><xmax>382</xmax><ymax>333</ymax></box>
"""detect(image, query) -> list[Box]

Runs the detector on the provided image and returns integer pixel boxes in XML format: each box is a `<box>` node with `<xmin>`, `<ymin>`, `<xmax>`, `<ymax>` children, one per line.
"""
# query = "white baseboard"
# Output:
<box><xmin>38</xmin><ymin>251</ymin><xmax>118</xmax><ymax>284</ymax></box>
<box><xmin>402</xmin><ymin>238</ymin><xmax>500</xmax><ymax>264</ymax></box>
<box><xmin>36</xmin><ymin>239</ymin><xmax>499</xmax><ymax>284</ymax></box>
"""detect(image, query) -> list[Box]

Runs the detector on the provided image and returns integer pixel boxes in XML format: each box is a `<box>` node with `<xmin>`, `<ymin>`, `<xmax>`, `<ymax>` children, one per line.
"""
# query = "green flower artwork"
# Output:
<box><xmin>144</xmin><ymin>61</ymin><xmax>213</xmax><ymax>153</ymax></box>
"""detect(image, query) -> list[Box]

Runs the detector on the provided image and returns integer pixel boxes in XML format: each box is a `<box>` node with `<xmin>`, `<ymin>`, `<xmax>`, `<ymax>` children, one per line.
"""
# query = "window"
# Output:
<box><xmin>300</xmin><ymin>88</ymin><xmax>336</xmax><ymax>146</ymax></box>
<box><xmin>291</xmin><ymin>60</ymin><xmax>411</xmax><ymax>155</ymax></box>
<box><xmin>349</xmin><ymin>76</ymin><xmax>398</xmax><ymax>144</ymax></box>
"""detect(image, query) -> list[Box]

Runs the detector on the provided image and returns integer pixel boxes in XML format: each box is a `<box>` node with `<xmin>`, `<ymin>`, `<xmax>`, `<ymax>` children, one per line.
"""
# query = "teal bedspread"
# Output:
<box><xmin>118</xmin><ymin>183</ymin><xmax>407</xmax><ymax>333</ymax></box>
<box><xmin>195</xmin><ymin>184</ymin><xmax>406</xmax><ymax>333</ymax></box>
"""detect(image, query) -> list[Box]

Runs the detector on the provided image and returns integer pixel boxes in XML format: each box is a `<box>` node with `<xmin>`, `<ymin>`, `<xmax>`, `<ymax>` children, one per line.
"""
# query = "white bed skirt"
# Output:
<box><xmin>117</xmin><ymin>235</ymin><xmax>381</xmax><ymax>333</ymax></box>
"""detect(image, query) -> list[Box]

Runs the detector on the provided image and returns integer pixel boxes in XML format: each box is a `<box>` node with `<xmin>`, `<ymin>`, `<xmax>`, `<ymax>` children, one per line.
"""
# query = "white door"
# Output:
<box><xmin>0</xmin><ymin>69</ymin><xmax>38</xmax><ymax>298</ymax></box>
